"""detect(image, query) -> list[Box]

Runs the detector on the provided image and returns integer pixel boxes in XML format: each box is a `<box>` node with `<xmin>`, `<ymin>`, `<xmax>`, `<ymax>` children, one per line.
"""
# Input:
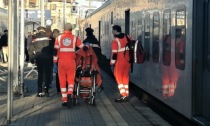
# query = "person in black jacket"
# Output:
<box><xmin>83</xmin><ymin>27</ymin><xmax>104</xmax><ymax>91</ymax></box>
<box><xmin>83</xmin><ymin>28</ymin><xmax>101</xmax><ymax>61</ymax></box>
<box><xmin>28</xmin><ymin>26</ymin><xmax>53</xmax><ymax>97</ymax></box>
<box><xmin>1</xmin><ymin>30</ymin><xmax>8</xmax><ymax>63</ymax></box>
<box><xmin>0</xmin><ymin>32</ymin><xmax>3</xmax><ymax>62</ymax></box>
<box><xmin>52</xmin><ymin>29</ymin><xmax>61</xmax><ymax>93</ymax></box>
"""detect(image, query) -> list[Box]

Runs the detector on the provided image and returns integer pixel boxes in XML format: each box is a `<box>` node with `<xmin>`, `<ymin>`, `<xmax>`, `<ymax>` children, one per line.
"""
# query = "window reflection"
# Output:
<box><xmin>144</xmin><ymin>15</ymin><xmax>150</xmax><ymax>61</ymax></box>
<box><xmin>163</xmin><ymin>11</ymin><xmax>171</xmax><ymax>66</ymax></box>
<box><xmin>175</xmin><ymin>9</ymin><xmax>186</xmax><ymax>70</ymax></box>
<box><xmin>152</xmin><ymin>13</ymin><xmax>160</xmax><ymax>63</ymax></box>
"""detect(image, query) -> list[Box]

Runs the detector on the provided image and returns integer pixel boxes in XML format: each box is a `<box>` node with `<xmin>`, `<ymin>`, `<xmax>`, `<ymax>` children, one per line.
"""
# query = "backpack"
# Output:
<box><xmin>125</xmin><ymin>35</ymin><xmax>145</xmax><ymax>64</ymax></box>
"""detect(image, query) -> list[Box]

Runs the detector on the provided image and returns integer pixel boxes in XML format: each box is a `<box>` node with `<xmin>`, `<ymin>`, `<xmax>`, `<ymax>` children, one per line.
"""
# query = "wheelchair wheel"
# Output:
<box><xmin>73</xmin><ymin>95</ymin><xmax>78</xmax><ymax>105</ymax></box>
<box><xmin>89</xmin><ymin>96</ymin><xmax>95</xmax><ymax>105</ymax></box>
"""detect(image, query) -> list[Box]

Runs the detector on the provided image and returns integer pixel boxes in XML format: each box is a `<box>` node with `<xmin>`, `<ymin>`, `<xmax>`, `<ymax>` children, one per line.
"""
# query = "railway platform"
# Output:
<box><xmin>0</xmin><ymin>62</ymin><xmax>171</xmax><ymax>126</ymax></box>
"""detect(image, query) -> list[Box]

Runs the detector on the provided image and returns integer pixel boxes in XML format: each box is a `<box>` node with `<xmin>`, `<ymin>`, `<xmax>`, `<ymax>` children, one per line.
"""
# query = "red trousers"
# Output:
<box><xmin>58</xmin><ymin>59</ymin><xmax>76</xmax><ymax>102</ymax></box>
<box><xmin>114</xmin><ymin>59</ymin><xmax>131</xmax><ymax>97</ymax></box>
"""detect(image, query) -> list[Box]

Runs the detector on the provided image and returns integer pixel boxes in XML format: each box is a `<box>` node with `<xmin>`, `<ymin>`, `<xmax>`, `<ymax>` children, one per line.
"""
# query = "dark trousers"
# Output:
<box><xmin>35</xmin><ymin>53</ymin><xmax>52</xmax><ymax>93</ymax></box>
<box><xmin>56</xmin><ymin>72</ymin><xmax>60</xmax><ymax>92</ymax></box>
<box><xmin>25</xmin><ymin>48</ymin><xmax>29</xmax><ymax>61</ymax></box>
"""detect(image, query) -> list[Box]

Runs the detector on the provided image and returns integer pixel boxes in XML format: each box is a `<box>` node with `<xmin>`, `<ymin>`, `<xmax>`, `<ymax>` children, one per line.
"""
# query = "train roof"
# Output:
<box><xmin>85</xmin><ymin>0</ymin><xmax>113</xmax><ymax>18</ymax></box>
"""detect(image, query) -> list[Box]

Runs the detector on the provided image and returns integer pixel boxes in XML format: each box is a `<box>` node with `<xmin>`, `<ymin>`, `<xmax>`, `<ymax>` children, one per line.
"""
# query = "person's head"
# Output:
<box><xmin>83</xmin><ymin>42</ymin><xmax>90</xmax><ymax>52</ymax></box>
<box><xmin>52</xmin><ymin>29</ymin><xmax>60</xmax><ymax>38</ymax></box>
<box><xmin>85</xmin><ymin>27</ymin><xmax>94</xmax><ymax>36</ymax></box>
<box><xmin>4</xmin><ymin>29</ymin><xmax>8</xmax><ymax>34</ymax></box>
<box><xmin>37</xmin><ymin>26</ymin><xmax>46</xmax><ymax>33</ymax></box>
<box><xmin>112</xmin><ymin>25</ymin><xmax>121</xmax><ymax>35</ymax></box>
<box><xmin>64</xmin><ymin>23</ymin><xmax>73</xmax><ymax>31</ymax></box>
<box><xmin>45</xmin><ymin>28</ymin><xmax>52</xmax><ymax>37</ymax></box>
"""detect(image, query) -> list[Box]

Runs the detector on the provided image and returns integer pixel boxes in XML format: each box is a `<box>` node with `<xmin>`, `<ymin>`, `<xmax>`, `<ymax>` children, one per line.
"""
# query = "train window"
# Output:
<box><xmin>144</xmin><ymin>14</ymin><xmax>151</xmax><ymax>61</ymax></box>
<box><xmin>175</xmin><ymin>9</ymin><xmax>186</xmax><ymax>70</ymax></box>
<box><xmin>163</xmin><ymin>10</ymin><xmax>171</xmax><ymax>66</ymax></box>
<box><xmin>111</xmin><ymin>12</ymin><xmax>113</xmax><ymax>24</ymax></box>
<box><xmin>131</xmin><ymin>21</ymin><xmax>136</xmax><ymax>39</ymax></box>
<box><xmin>152</xmin><ymin>12</ymin><xmax>160</xmax><ymax>63</ymax></box>
<box><xmin>137</xmin><ymin>13</ymin><xmax>143</xmax><ymax>43</ymax></box>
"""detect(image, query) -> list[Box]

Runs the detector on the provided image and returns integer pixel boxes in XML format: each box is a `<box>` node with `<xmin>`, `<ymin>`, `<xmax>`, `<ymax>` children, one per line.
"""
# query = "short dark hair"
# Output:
<box><xmin>85</xmin><ymin>27</ymin><xmax>94</xmax><ymax>33</ymax></box>
<box><xmin>112</xmin><ymin>25</ymin><xmax>121</xmax><ymax>32</ymax></box>
<box><xmin>4</xmin><ymin>29</ymin><xmax>8</xmax><ymax>32</ymax></box>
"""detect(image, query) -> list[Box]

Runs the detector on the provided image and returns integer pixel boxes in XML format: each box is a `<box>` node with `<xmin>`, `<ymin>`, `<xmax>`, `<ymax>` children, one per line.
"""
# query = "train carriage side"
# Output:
<box><xmin>79</xmin><ymin>0</ymin><xmax>210</xmax><ymax>125</ymax></box>
<box><xmin>130</xmin><ymin>0</ymin><xmax>193</xmax><ymax>119</ymax></box>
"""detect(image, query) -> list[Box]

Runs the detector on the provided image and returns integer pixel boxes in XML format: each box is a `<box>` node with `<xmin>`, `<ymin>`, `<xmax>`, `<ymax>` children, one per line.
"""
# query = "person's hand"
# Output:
<box><xmin>53</xmin><ymin>63</ymin><xmax>58</xmax><ymax>73</ymax></box>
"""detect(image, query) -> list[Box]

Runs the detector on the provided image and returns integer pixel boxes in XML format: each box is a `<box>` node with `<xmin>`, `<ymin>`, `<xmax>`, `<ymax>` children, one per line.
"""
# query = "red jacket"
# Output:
<box><xmin>53</xmin><ymin>30</ymin><xmax>83</xmax><ymax>63</ymax></box>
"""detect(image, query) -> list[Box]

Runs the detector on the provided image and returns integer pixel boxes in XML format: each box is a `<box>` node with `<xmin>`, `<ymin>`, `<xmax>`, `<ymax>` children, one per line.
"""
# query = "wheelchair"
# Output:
<box><xmin>73</xmin><ymin>66</ymin><xmax>98</xmax><ymax>105</ymax></box>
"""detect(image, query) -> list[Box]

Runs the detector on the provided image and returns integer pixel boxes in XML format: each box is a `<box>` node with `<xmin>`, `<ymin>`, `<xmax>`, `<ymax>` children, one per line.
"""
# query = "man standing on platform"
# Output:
<box><xmin>110</xmin><ymin>25</ymin><xmax>132</xmax><ymax>102</ymax></box>
<box><xmin>28</xmin><ymin>26</ymin><xmax>52</xmax><ymax>97</ymax></box>
<box><xmin>53</xmin><ymin>23</ymin><xmax>84</xmax><ymax>107</ymax></box>
<box><xmin>1</xmin><ymin>30</ymin><xmax>8</xmax><ymax>63</ymax></box>
<box><xmin>83</xmin><ymin>27</ymin><xmax>101</xmax><ymax>61</ymax></box>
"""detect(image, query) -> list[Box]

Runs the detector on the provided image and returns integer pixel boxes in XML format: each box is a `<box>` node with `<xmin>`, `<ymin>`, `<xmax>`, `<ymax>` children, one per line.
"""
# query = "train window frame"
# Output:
<box><xmin>144</xmin><ymin>14</ymin><xmax>151</xmax><ymax>61</ymax></box>
<box><xmin>162</xmin><ymin>9</ymin><xmax>171</xmax><ymax>66</ymax></box>
<box><xmin>152</xmin><ymin>12</ymin><xmax>160</xmax><ymax>63</ymax></box>
<box><xmin>175</xmin><ymin>7</ymin><xmax>186</xmax><ymax>70</ymax></box>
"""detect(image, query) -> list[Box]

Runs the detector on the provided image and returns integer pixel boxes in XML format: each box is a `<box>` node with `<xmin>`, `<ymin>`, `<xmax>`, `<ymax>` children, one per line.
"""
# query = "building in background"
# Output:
<box><xmin>0</xmin><ymin>0</ymin><xmax>105</xmax><ymax>35</ymax></box>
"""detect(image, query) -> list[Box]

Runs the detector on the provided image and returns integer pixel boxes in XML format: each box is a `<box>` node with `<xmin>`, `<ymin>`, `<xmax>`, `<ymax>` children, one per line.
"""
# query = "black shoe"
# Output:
<box><xmin>37</xmin><ymin>93</ymin><xmax>44</xmax><ymax>97</ymax></box>
<box><xmin>67</xmin><ymin>94</ymin><xmax>72</xmax><ymax>108</ymax></box>
<box><xmin>44</xmin><ymin>87</ymin><xmax>49</xmax><ymax>97</ymax></box>
<box><xmin>115</xmin><ymin>96</ymin><xmax>128</xmax><ymax>102</ymax></box>
<box><xmin>62</xmin><ymin>102</ymin><xmax>67</xmax><ymax>106</ymax></box>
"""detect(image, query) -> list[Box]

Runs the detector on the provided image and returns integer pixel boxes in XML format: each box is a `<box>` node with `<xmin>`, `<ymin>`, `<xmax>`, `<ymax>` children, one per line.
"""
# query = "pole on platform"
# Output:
<box><xmin>13</xmin><ymin>0</ymin><xmax>20</xmax><ymax>95</ymax></box>
<box><xmin>63</xmin><ymin>0</ymin><xmax>66</xmax><ymax>30</ymax></box>
<box><xmin>20</xmin><ymin>0</ymin><xmax>25</xmax><ymax>97</ymax></box>
<box><xmin>7</xmin><ymin>0</ymin><xmax>14</xmax><ymax>124</ymax></box>
<box><xmin>40</xmin><ymin>0</ymin><xmax>45</xmax><ymax>26</ymax></box>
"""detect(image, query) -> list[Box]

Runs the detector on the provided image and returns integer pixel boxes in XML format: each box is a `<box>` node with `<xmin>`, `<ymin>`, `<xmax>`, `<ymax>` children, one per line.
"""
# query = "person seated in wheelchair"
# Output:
<box><xmin>75</xmin><ymin>42</ymin><xmax>102</xmax><ymax>88</ymax></box>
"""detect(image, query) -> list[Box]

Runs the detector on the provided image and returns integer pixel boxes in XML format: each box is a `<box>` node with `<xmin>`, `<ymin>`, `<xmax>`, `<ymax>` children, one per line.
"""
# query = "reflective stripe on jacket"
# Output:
<box><xmin>53</xmin><ymin>30</ymin><xmax>84</xmax><ymax>62</ymax></box>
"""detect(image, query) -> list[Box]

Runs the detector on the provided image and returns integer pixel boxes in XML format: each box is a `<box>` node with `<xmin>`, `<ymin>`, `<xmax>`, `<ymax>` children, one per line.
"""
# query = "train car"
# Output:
<box><xmin>79</xmin><ymin>0</ymin><xmax>210</xmax><ymax>125</ymax></box>
<box><xmin>0</xmin><ymin>7</ymin><xmax>8</xmax><ymax>33</ymax></box>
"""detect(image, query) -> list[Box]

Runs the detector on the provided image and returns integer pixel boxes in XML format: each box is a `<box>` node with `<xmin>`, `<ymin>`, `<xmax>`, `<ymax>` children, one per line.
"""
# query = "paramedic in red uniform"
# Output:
<box><xmin>75</xmin><ymin>43</ymin><xmax>102</xmax><ymax>87</ymax></box>
<box><xmin>53</xmin><ymin>23</ymin><xmax>84</xmax><ymax>107</ymax></box>
<box><xmin>110</xmin><ymin>25</ymin><xmax>132</xmax><ymax>102</ymax></box>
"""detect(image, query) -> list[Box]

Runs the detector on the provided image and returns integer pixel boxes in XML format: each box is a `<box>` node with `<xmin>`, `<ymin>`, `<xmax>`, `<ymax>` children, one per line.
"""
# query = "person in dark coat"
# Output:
<box><xmin>52</xmin><ymin>29</ymin><xmax>61</xmax><ymax>93</ymax></box>
<box><xmin>1</xmin><ymin>30</ymin><xmax>8</xmax><ymax>63</ymax></box>
<box><xmin>0</xmin><ymin>32</ymin><xmax>3</xmax><ymax>62</ymax></box>
<box><xmin>83</xmin><ymin>28</ymin><xmax>101</xmax><ymax>62</ymax></box>
<box><xmin>28</xmin><ymin>26</ymin><xmax>53</xmax><ymax>97</ymax></box>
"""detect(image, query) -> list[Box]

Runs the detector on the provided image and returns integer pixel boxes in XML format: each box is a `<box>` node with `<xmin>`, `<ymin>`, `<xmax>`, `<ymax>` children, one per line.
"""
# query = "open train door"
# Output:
<box><xmin>98</xmin><ymin>21</ymin><xmax>101</xmax><ymax>46</ymax></box>
<box><xmin>125</xmin><ymin>9</ymin><xmax>133</xmax><ymax>72</ymax></box>
<box><xmin>192</xmin><ymin>0</ymin><xmax>210</xmax><ymax>125</ymax></box>
<box><xmin>125</xmin><ymin>9</ymin><xmax>130</xmax><ymax>34</ymax></box>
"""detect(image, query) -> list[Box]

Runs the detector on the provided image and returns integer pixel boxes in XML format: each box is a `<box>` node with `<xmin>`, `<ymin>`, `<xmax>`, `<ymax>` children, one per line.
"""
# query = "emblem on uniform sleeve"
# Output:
<box><xmin>62</xmin><ymin>38</ymin><xmax>71</xmax><ymax>46</ymax></box>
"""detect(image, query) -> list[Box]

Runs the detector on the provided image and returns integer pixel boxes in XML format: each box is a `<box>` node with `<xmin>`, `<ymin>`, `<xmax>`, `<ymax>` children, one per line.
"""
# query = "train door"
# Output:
<box><xmin>192</xmin><ymin>0</ymin><xmax>210</xmax><ymax>124</ymax></box>
<box><xmin>144</xmin><ymin>14</ymin><xmax>151</xmax><ymax>61</ymax></box>
<box><xmin>125</xmin><ymin>10</ymin><xmax>130</xmax><ymax>34</ymax></box>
